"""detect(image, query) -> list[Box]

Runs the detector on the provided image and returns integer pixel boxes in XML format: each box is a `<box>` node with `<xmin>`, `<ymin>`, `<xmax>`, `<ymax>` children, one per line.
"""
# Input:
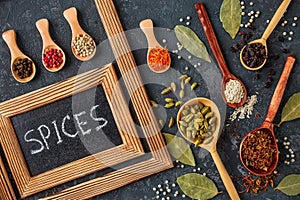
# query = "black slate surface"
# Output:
<box><xmin>0</xmin><ymin>0</ymin><xmax>300</xmax><ymax>199</ymax></box>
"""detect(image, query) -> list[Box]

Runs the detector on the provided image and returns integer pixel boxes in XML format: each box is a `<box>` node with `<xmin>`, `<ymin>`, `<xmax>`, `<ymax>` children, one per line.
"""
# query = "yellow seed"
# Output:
<box><xmin>181</xmin><ymin>80</ymin><xmax>185</xmax><ymax>89</ymax></box>
<box><xmin>168</xmin><ymin>117</ymin><xmax>175</xmax><ymax>128</ymax></box>
<box><xmin>175</xmin><ymin>101</ymin><xmax>182</xmax><ymax>107</ymax></box>
<box><xmin>171</xmin><ymin>82</ymin><xmax>176</xmax><ymax>92</ymax></box>
<box><xmin>164</xmin><ymin>102</ymin><xmax>175</xmax><ymax>108</ymax></box>
<box><xmin>184</xmin><ymin>77</ymin><xmax>191</xmax><ymax>84</ymax></box>
<box><xmin>150</xmin><ymin>100</ymin><xmax>158</xmax><ymax>107</ymax></box>
<box><xmin>178</xmin><ymin>74</ymin><xmax>188</xmax><ymax>80</ymax></box>
<box><xmin>165</xmin><ymin>98</ymin><xmax>174</xmax><ymax>103</ymax></box>
<box><xmin>180</xmin><ymin>89</ymin><xmax>185</xmax><ymax>98</ymax></box>
<box><xmin>191</xmin><ymin>82</ymin><xmax>198</xmax><ymax>90</ymax></box>
<box><xmin>161</xmin><ymin>87</ymin><xmax>171</xmax><ymax>95</ymax></box>
<box><xmin>159</xmin><ymin>119</ymin><xmax>164</xmax><ymax>127</ymax></box>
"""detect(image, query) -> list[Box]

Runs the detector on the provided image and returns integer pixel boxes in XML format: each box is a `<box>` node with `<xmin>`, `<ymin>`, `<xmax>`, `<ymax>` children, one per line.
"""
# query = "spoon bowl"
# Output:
<box><xmin>196</xmin><ymin>3</ymin><xmax>247</xmax><ymax>108</ymax></box>
<box><xmin>177</xmin><ymin>97</ymin><xmax>240</xmax><ymax>200</ymax></box>
<box><xmin>240</xmin><ymin>55</ymin><xmax>295</xmax><ymax>176</ymax></box>
<box><xmin>63</xmin><ymin>7</ymin><xmax>96</xmax><ymax>61</ymax></box>
<box><xmin>139</xmin><ymin>19</ymin><xmax>171</xmax><ymax>73</ymax></box>
<box><xmin>36</xmin><ymin>18</ymin><xmax>66</xmax><ymax>72</ymax></box>
<box><xmin>240</xmin><ymin>0</ymin><xmax>291</xmax><ymax>70</ymax></box>
<box><xmin>2</xmin><ymin>30</ymin><xmax>36</xmax><ymax>83</ymax></box>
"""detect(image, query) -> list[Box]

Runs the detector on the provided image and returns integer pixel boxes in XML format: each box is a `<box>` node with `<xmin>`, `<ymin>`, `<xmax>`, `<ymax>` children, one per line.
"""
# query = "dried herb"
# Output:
<box><xmin>174</xmin><ymin>25</ymin><xmax>211</xmax><ymax>62</ymax></box>
<box><xmin>275</xmin><ymin>174</ymin><xmax>300</xmax><ymax>196</ymax></box>
<box><xmin>239</xmin><ymin>173</ymin><xmax>278</xmax><ymax>194</ymax></box>
<box><xmin>220</xmin><ymin>0</ymin><xmax>241</xmax><ymax>39</ymax></box>
<box><xmin>163</xmin><ymin>133</ymin><xmax>196</xmax><ymax>166</ymax></box>
<box><xmin>177</xmin><ymin>173</ymin><xmax>219</xmax><ymax>199</ymax></box>
<box><xmin>279</xmin><ymin>92</ymin><xmax>300</xmax><ymax>126</ymax></box>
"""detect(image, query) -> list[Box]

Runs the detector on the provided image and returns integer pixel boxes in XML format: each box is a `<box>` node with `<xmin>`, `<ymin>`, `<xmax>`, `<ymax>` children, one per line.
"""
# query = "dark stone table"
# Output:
<box><xmin>0</xmin><ymin>0</ymin><xmax>299</xmax><ymax>199</ymax></box>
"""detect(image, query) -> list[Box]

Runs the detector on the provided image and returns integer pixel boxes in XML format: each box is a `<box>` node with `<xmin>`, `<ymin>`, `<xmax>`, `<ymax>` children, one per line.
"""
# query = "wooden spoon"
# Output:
<box><xmin>195</xmin><ymin>3</ymin><xmax>247</xmax><ymax>108</ymax></box>
<box><xmin>63</xmin><ymin>7</ymin><xmax>96</xmax><ymax>61</ymax></box>
<box><xmin>240</xmin><ymin>55</ymin><xmax>295</xmax><ymax>176</ymax></box>
<box><xmin>177</xmin><ymin>98</ymin><xmax>240</xmax><ymax>200</ymax></box>
<box><xmin>2</xmin><ymin>30</ymin><xmax>36</xmax><ymax>83</ymax></box>
<box><xmin>240</xmin><ymin>0</ymin><xmax>292</xmax><ymax>70</ymax></box>
<box><xmin>139</xmin><ymin>19</ymin><xmax>171</xmax><ymax>73</ymax></box>
<box><xmin>36</xmin><ymin>18</ymin><xmax>66</xmax><ymax>72</ymax></box>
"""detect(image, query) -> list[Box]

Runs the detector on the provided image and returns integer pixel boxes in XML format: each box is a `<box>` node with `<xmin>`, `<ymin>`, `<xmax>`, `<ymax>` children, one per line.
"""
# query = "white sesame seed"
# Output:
<box><xmin>285</xmin><ymin>146</ymin><xmax>289</xmax><ymax>149</ymax></box>
<box><xmin>284</xmin><ymin>137</ymin><xmax>288</xmax><ymax>141</ymax></box>
<box><xmin>192</xmin><ymin>169</ymin><xmax>197</xmax><ymax>172</ymax></box>
<box><xmin>294</xmin><ymin>17</ymin><xmax>298</xmax><ymax>21</ymax></box>
<box><xmin>242</xmin><ymin>12</ymin><xmax>245</xmax><ymax>16</ymax></box>
<box><xmin>156</xmin><ymin>195</ymin><xmax>160</xmax><ymax>199</ymax></box>
<box><xmin>274</xmin><ymin>170</ymin><xmax>278</xmax><ymax>174</ymax></box>
<box><xmin>175</xmin><ymin>160</ymin><xmax>179</xmax><ymax>163</ymax></box>
<box><xmin>287</xmin><ymin>161</ymin><xmax>290</xmax><ymax>165</ymax></box>
<box><xmin>266</xmin><ymin>20</ymin><xmax>270</xmax><ymax>23</ymax></box>
<box><xmin>250</xmin><ymin>11</ymin><xmax>254</xmax><ymax>15</ymax></box>
<box><xmin>256</xmin><ymin>11</ymin><xmax>260</xmax><ymax>14</ymax></box>
<box><xmin>287</xmin><ymin>141</ymin><xmax>291</xmax><ymax>145</ymax></box>
<box><xmin>247</xmin><ymin>22</ymin><xmax>251</xmax><ymax>26</ymax></box>
<box><xmin>185</xmin><ymin>66</ymin><xmax>189</xmax><ymax>71</ymax></box>
<box><xmin>250</xmin><ymin>2</ymin><xmax>254</xmax><ymax>6</ymax></box>
<box><xmin>186</xmin><ymin>21</ymin><xmax>190</xmax><ymax>26</ymax></box>
<box><xmin>281</xmin><ymin>23</ymin><xmax>285</xmax><ymax>27</ymax></box>
<box><xmin>291</xmin><ymin>159</ymin><xmax>295</xmax><ymax>163</ymax></box>
<box><xmin>197</xmin><ymin>167</ymin><xmax>201</xmax><ymax>171</ymax></box>
<box><xmin>163</xmin><ymin>191</ymin><xmax>167</xmax><ymax>196</ymax></box>
<box><xmin>291</xmin><ymin>154</ymin><xmax>295</xmax><ymax>158</ymax></box>
<box><xmin>203</xmin><ymin>172</ymin><xmax>206</xmax><ymax>176</ymax></box>
<box><xmin>283</xmin><ymin>142</ymin><xmax>287</xmax><ymax>145</ymax></box>
<box><xmin>164</xmin><ymin>180</ymin><xmax>169</xmax><ymax>184</ymax></box>
<box><xmin>284</xmin><ymin>160</ymin><xmax>287</xmax><ymax>164</ymax></box>
<box><xmin>182</xmin><ymin>194</ymin><xmax>186</xmax><ymax>198</ymax></box>
<box><xmin>178</xmin><ymin>55</ymin><xmax>181</xmax><ymax>59</ymax></box>
<box><xmin>160</xmin><ymin>188</ymin><xmax>163</xmax><ymax>192</ymax></box>
<box><xmin>174</xmin><ymin>50</ymin><xmax>178</xmax><ymax>54</ymax></box>
<box><xmin>179</xmin><ymin>18</ymin><xmax>183</xmax><ymax>22</ymax></box>
<box><xmin>173</xmin><ymin>194</ymin><xmax>177</xmax><ymax>197</ymax></box>
<box><xmin>186</xmin><ymin>16</ymin><xmax>191</xmax><ymax>20</ymax></box>
<box><xmin>251</xmin><ymin>15</ymin><xmax>255</xmax><ymax>19</ymax></box>
<box><xmin>284</xmin><ymin>20</ymin><xmax>288</xmax><ymax>24</ymax></box>
<box><xmin>162</xmin><ymin>39</ymin><xmax>167</xmax><ymax>43</ymax></box>
<box><xmin>162</xmin><ymin>197</ymin><xmax>165</xmax><ymax>200</ymax></box>
<box><xmin>276</xmin><ymin>139</ymin><xmax>278</xmax><ymax>142</ymax></box>
<box><xmin>278</xmin><ymin>151</ymin><xmax>280</xmax><ymax>154</ymax></box>
<box><xmin>249</xmin><ymin>19</ymin><xmax>254</xmax><ymax>23</ymax></box>
<box><xmin>153</xmin><ymin>187</ymin><xmax>157</xmax><ymax>191</ymax></box>
<box><xmin>167</xmin><ymin>189</ymin><xmax>171</xmax><ymax>193</ymax></box>
<box><xmin>158</xmin><ymin>184</ymin><xmax>162</xmax><ymax>188</ymax></box>
<box><xmin>286</xmin><ymin>154</ymin><xmax>290</xmax><ymax>158</ymax></box>
<box><xmin>188</xmin><ymin>55</ymin><xmax>192</xmax><ymax>59</ymax></box>
<box><xmin>156</xmin><ymin>191</ymin><xmax>160</xmax><ymax>195</ymax></box>
<box><xmin>175</xmin><ymin>191</ymin><xmax>179</xmax><ymax>194</ymax></box>
<box><xmin>248</xmin><ymin>12</ymin><xmax>251</xmax><ymax>17</ymax></box>
<box><xmin>255</xmin><ymin>14</ymin><xmax>259</xmax><ymax>18</ymax></box>
<box><xmin>292</xmin><ymin>23</ymin><xmax>297</xmax><ymax>27</ymax></box>
<box><xmin>197</xmin><ymin>63</ymin><xmax>201</xmax><ymax>66</ymax></box>
<box><xmin>166</xmin><ymin>197</ymin><xmax>170</xmax><ymax>200</ymax></box>
<box><xmin>245</xmin><ymin>24</ymin><xmax>248</xmax><ymax>28</ymax></box>
<box><xmin>181</xmin><ymin>164</ymin><xmax>184</xmax><ymax>168</ymax></box>
<box><xmin>193</xmin><ymin>64</ymin><xmax>197</xmax><ymax>68</ymax></box>
<box><xmin>289</xmin><ymin>31</ymin><xmax>294</xmax><ymax>35</ymax></box>
<box><xmin>241</xmin><ymin>1</ymin><xmax>244</xmax><ymax>5</ymax></box>
<box><xmin>240</xmin><ymin>24</ymin><xmax>244</xmax><ymax>27</ymax></box>
<box><xmin>241</xmin><ymin>6</ymin><xmax>245</xmax><ymax>10</ymax></box>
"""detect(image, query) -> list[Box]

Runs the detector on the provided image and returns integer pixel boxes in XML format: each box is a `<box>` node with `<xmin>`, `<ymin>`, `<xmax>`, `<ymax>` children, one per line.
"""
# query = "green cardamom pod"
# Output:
<box><xmin>161</xmin><ymin>87</ymin><xmax>171</xmax><ymax>95</ymax></box>
<box><xmin>159</xmin><ymin>119</ymin><xmax>164</xmax><ymax>127</ymax></box>
<box><xmin>180</xmin><ymin>89</ymin><xmax>185</xmax><ymax>98</ymax></box>
<box><xmin>175</xmin><ymin>101</ymin><xmax>182</xmax><ymax>107</ymax></box>
<box><xmin>171</xmin><ymin>82</ymin><xmax>176</xmax><ymax>92</ymax></box>
<box><xmin>165</xmin><ymin>98</ymin><xmax>174</xmax><ymax>103</ymax></box>
<box><xmin>191</xmin><ymin>82</ymin><xmax>198</xmax><ymax>90</ymax></box>
<box><xmin>164</xmin><ymin>102</ymin><xmax>175</xmax><ymax>108</ymax></box>
<box><xmin>150</xmin><ymin>100</ymin><xmax>158</xmax><ymax>107</ymax></box>
<box><xmin>168</xmin><ymin>117</ymin><xmax>175</xmax><ymax>128</ymax></box>
<box><xmin>181</xmin><ymin>80</ymin><xmax>185</xmax><ymax>89</ymax></box>
<box><xmin>178</xmin><ymin>74</ymin><xmax>188</xmax><ymax>80</ymax></box>
<box><xmin>184</xmin><ymin>77</ymin><xmax>191</xmax><ymax>84</ymax></box>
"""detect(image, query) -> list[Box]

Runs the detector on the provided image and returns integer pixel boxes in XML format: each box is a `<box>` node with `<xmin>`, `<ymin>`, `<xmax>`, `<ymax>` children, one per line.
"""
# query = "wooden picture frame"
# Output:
<box><xmin>0</xmin><ymin>156</ymin><xmax>16</xmax><ymax>200</ymax></box>
<box><xmin>0</xmin><ymin>64</ymin><xmax>145</xmax><ymax>198</ymax></box>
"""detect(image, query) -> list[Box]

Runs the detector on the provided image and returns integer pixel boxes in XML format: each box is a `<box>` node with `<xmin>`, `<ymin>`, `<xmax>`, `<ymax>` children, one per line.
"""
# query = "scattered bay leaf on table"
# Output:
<box><xmin>177</xmin><ymin>173</ymin><xmax>219</xmax><ymax>200</ymax></box>
<box><xmin>220</xmin><ymin>0</ymin><xmax>241</xmax><ymax>39</ymax></box>
<box><xmin>174</xmin><ymin>25</ymin><xmax>211</xmax><ymax>63</ymax></box>
<box><xmin>163</xmin><ymin>133</ymin><xmax>195</xmax><ymax>166</ymax></box>
<box><xmin>279</xmin><ymin>92</ymin><xmax>300</xmax><ymax>126</ymax></box>
<box><xmin>275</xmin><ymin>174</ymin><xmax>300</xmax><ymax>196</ymax></box>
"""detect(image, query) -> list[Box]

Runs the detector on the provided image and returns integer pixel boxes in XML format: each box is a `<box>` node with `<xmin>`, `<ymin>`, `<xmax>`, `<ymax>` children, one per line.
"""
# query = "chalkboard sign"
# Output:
<box><xmin>0</xmin><ymin>64</ymin><xmax>145</xmax><ymax>198</ymax></box>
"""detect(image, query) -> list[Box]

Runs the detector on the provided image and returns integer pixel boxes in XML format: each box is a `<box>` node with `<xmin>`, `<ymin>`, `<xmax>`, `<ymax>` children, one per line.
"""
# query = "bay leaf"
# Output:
<box><xmin>220</xmin><ymin>0</ymin><xmax>241</xmax><ymax>39</ymax></box>
<box><xmin>163</xmin><ymin>133</ymin><xmax>195</xmax><ymax>166</ymax></box>
<box><xmin>275</xmin><ymin>174</ymin><xmax>300</xmax><ymax>196</ymax></box>
<box><xmin>177</xmin><ymin>173</ymin><xmax>219</xmax><ymax>200</ymax></box>
<box><xmin>279</xmin><ymin>92</ymin><xmax>300</xmax><ymax>126</ymax></box>
<box><xmin>174</xmin><ymin>25</ymin><xmax>211</xmax><ymax>63</ymax></box>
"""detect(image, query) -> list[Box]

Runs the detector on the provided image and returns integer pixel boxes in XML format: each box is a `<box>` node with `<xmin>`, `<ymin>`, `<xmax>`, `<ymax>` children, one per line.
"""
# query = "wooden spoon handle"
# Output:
<box><xmin>2</xmin><ymin>30</ymin><xmax>23</xmax><ymax>59</ymax></box>
<box><xmin>63</xmin><ymin>7</ymin><xmax>82</xmax><ymax>36</ymax></box>
<box><xmin>265</xmin><ymin>55</ymin><xmax>296</xmax><ymax>123</ymax></box>
<box><xmin>36</xmin><ymin>18</ymin><xmax>54</xmax><ymax>49</ymax></box>
<box><xmin>139</xmin><ymin>19</ymin><xmax>160</xmax><ymax>48</ymax></box>
<box><xmin>210</xmin><ymin>150</ymin><xmax>240</xmax><ymax>200</ymax></box>
<box><xmin>195</xmin><ymin>3</ymin><xmax>230</xmax><ymax>76</ymax></box>
<box><xmin>261</xmin><ymin>0</ymin><xmax>292</xmax><ymax>41</ymax></box>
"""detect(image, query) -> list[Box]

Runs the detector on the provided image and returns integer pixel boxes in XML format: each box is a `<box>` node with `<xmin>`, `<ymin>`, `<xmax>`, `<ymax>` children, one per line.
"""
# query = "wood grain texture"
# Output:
<box><xmin>0</xmin><ymin>64</ymin><xmax>144</xmax><ymax>198</ymax></box>
<box><xmin>0</xmin><ymin>156</ymin><xmax>16</xmax><ymax>200</ymax></box>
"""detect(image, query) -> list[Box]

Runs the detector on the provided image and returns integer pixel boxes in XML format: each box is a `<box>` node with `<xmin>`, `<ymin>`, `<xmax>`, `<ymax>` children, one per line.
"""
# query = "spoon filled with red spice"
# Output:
<box><xmin>139</xmin><ymin>19</ymin><xmax>171</xmax><ymax>73</ymax></box>
<box><xmin>240</xmin><ymin>55</ymin><xmax>295</xmax><ymax>176</ymax></box>
<box><xmin>240</xmin><ymin>0</ymin><xmax>292</xmax><ymax>70</ymax></box>
<box><xmin>36</xmin><ymin>18</ymin><xmax>66</xmax><ymax>72</ymax></box>
<box><xmin>195</xmin><ymin>3</ymin><xmax>247</xmax><ymax>108</ymax></box>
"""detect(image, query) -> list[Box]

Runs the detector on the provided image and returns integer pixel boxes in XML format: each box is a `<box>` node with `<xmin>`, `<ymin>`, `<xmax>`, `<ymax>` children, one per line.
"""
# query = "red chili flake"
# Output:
<box><xmin>148</xmin><ymin>47</ymin><xmax>170</xmax><ymax>72</ymax></box>
<box><xmin>43</xmin><ymin>48</ymin><xmax>64</xmax><ymax>69</ymax></box>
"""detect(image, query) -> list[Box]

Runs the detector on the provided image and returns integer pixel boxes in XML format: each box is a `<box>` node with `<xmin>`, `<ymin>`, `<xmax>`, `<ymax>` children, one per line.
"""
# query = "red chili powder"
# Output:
<box><xmin>148</xmin><ymin>47</ymin><xmax>170</xmax><ymax>72</ymax></box>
